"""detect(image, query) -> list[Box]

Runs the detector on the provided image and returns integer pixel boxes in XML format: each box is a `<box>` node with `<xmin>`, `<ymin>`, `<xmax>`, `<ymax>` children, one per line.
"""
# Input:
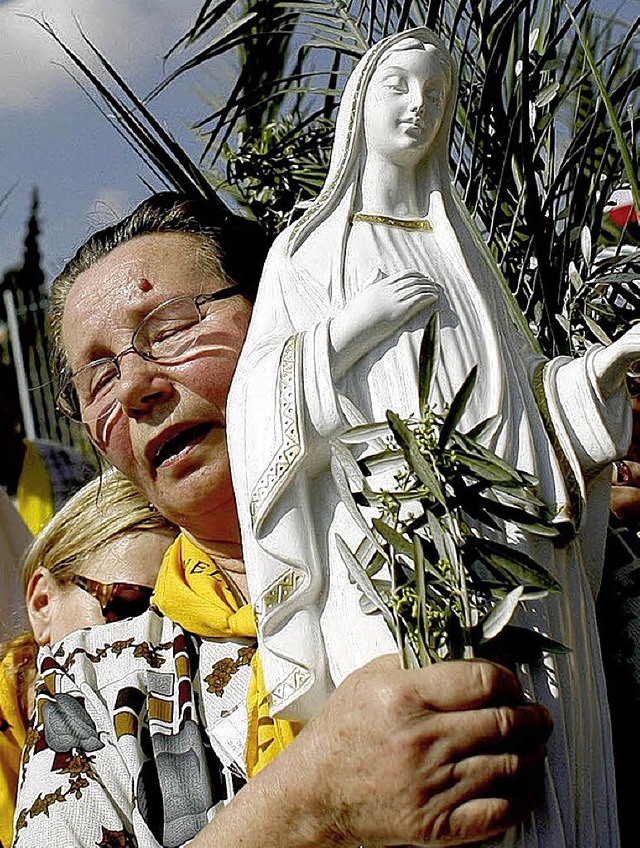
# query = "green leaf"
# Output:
<box><xmin>359</xmin><ymin>578</ymin><xmax>393</xmax><ymax>614</ymax></box>
<box><xmin>330</xmin><ymin>449</ymin><xmax>385</xmax><ymax>556</ymax></box>
<box><xmin>412</xmin><ymin>534</ymin><xmax>430</xmax><ymax>667</ymax></box>
<box><xmin>565</xmin><ymin>3</ymin><xmax>640</xmax><ymax>216</ymax></box>
<box><xmin>386</xmin><ymin>412</ymin><xmax>446</xmax><ymax>507</ymax></box>
<box><xmin>365</xmin><ymin>552</ymin><xmax>386</xmax><ymax>578</ymax></box>
<box><xmin>331</xmin><ymin>440</ymin><xmax>365</xmax><ymax>488</ymax></box>
<box><xmin>389</xmin><ymin>488</ymin><xmax>432</xmax><ymax>504</ymax></box>
<box><xmin>535</xmin><ymin>80</ymin><xmax>561</xmax><ymax>107</ymax></box>
<box><xmin>464</xmin><ymin>415</ymin><xmax>500</xmax><ymax>442</ymax></box>
<box><xmin>588</xmin><ymin>273</ymin><xmax>640</xmax><ymax>285</ymax></box>
<box><xmin>476</xmin><ymin>496</ymin><xmax>560</xmax><ymax>537</ymax></box>
<box><xmin>477</xmin><ymin>625</ymin><xmax>570</xmax><ymax>665</ymax></box>
<box><xmin>353</xmin><ymin>537</ymin><xmax>381</xmax><ymax>576</ymax></box>
<box><xmin>584</xmin><ymin>315</ymin><xmax>612</xmax><ymax>345</ymax></box>
<box><xmin>418</xmin><ymin>313</ymin><xmax>440</xmax><ymax>416</ymax></box>
<box><xmin>470</xmin><ymin>538</ymin><xmax>562</xmax><ymax>591</ymax></box>
<box><xmin>359</xmin><ymin>448</ymin><xmax>404</xmax><ymax>476</ymax></box>
<box><xmin>427</xmin><ymin>511</ymin><xmax>449</xmax><ymax>563</ymax></box>
<box><xmin>372</xmin><ymin>518</ymin><xmax>414</xmax><ymax>559</ymax></box>
<box><xmin>455</xmin><ymin>452</ymin><xmax>526</xmax><ymax>486</ymax></box>
<box><xmin>454</xmin><ymin>433</ymin><xmax>537</xmax><ymax>484</ymax></box>
<box><xmin>439</xmin><ymin>367</ymin><xmax>478</xmax><ymax>450</ymax></box>
<box><xmin>403</xmin><ymin>521</ymin><xmax>441</xmax><ymax>567</ymax></box>
<box><xmin>335</xmin><ymin>535</ymin><xmax>395</xmax><ymax>631</ymax></box>
<box><xmin>454</xmin><ymin>491</ymin><xmax>501</xmax><ymax>531</ymax></box>
<box><xmin>489</xmin><ymin>487</ymin><xmax>548</xmax><ymax>510</ymax></box>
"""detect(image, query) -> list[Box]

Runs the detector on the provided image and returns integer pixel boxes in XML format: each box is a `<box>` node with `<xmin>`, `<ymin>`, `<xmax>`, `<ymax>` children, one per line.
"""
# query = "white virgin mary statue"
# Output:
<box><xmin>228</xmin><ymin>27</ymin><xmax>638</xmax><ymax>846</ymax></box>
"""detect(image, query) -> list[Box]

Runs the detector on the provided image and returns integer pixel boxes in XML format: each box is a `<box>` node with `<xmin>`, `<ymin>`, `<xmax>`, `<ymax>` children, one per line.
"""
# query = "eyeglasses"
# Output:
<box><xmin>57</xmin><ymin>285</ymin><xmax>243</xmax><ymax>423</ymax></box>
<box><xmin>70</xmin><ymin>574</ymin><xmax>154</xmax><ymax>623</ymax></box>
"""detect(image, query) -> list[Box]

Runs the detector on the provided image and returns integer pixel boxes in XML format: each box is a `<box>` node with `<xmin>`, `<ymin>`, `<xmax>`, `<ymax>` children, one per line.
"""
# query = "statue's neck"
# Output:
<box><xmin>360</xmin><ymin>153</ymin><xmax>425</xmax><ymax>218</ymax></box>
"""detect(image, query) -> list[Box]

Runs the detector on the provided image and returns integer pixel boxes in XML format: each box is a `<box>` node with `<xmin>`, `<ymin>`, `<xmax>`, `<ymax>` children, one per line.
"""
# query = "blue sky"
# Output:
<box><xmin>0</xmin><ymin>0</ymin><xmax>221</xmax><ymax>279</ymax></box>
<box><xmin>0</xmin><ymin>0</ymin><xmax>637</xmax><ymax>284</ymax></box>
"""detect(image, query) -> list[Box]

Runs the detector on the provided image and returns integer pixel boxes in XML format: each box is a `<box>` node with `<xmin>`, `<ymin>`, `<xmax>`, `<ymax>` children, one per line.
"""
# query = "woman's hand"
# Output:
<box><xmin>195</xmin><ymin>656</ymin><xmax>552</xmax><ymax>847</ymax></box>
<box><xmin>330</xmin><ymin>268</ymin><xmax>440</xmax><ymax>379</ymax></box>
<box><xmin>296</xmin><ymin>656</ymin><xmax>552</xmax><ymax>846</ymax></box>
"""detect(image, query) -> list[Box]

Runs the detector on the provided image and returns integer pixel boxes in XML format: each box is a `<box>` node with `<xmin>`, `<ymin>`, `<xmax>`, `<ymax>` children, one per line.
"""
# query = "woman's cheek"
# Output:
<box><xmin>88</xmin><ymin>415</ymin><xmax>136</xmax><ymax>477</ymax></box>
<box><xmin>183</xmin><ymin>302</ymin><xmax>251</xmax><ymax>409</ymax></box>
<box><xmin>185</xmin><ymin>343</ymin><xmax>245</xmax><ymax>414</ymax></box>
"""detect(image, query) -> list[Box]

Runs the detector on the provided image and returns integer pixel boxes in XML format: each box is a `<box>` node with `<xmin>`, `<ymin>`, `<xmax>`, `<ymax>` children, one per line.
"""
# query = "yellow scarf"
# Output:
<box><xmin>16</xmin><ymin>441</ymin><xmax>54</xmax><ymax>536</ymax></box>
<box><xmin>151</xmin><ymin>534</ymin><xmax>299</xmax><ymax>778</ymax></box>
<box><xmin>0</xmin><ymin>646</ymin><xmax>29</xmax><ymax>848</ymax></box>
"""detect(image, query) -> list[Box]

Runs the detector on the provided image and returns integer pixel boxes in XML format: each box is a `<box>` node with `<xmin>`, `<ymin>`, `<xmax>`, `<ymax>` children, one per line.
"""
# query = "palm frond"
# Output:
<box><xmin>37</xmin><ymin>0</ymin><xmax>639</xmax><ymax>355</ymax></box>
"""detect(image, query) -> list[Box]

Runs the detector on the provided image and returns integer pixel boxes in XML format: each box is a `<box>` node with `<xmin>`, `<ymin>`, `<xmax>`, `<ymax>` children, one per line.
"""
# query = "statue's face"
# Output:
<box><xmin>363</xmin><ymin>44</ymin><xmax>447</xmax><ymax>167</ymax></box>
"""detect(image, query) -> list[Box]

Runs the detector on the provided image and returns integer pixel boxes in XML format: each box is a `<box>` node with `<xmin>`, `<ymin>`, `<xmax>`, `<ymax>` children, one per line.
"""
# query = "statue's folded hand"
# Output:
<box><xmin>329</xmin><ymin>268</ymin><xmax>441</xmax><ymax>378</ymax></box>
<box><xmin>362</xmin><ymin>267</ymin><xmax>440</xmax><ymax>329</ymax></box>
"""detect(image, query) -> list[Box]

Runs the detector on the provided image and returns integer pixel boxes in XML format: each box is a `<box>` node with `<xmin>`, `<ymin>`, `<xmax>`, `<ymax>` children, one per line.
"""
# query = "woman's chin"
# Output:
<box><xmin>153</xmin><ymin>460</ymin><xmax>235</xmax><ymax>535</ymax></box>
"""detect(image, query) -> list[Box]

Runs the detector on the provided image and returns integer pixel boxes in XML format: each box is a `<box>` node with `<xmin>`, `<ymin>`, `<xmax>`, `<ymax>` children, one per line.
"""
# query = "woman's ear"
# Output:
<box><xmin>26</xmin><ymin>567</ymin><xmax>57</xmax><ymax>646</ymax></box>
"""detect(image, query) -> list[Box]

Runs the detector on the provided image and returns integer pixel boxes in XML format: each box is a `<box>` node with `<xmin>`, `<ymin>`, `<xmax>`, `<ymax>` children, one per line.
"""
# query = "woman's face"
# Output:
<box><xmin>363</xmin><ymin>44</ymin><xmax>448</xmax><ymax>168</ymax></box>
<box><xmin>35</xmin><ymin>526</ymin><xmax>175</xmax><ymax>645</ymax></box>
<box><xmin>61</xmin><ymin>233</ymin><xmax>252</xmax><ymax>536</ymax></box>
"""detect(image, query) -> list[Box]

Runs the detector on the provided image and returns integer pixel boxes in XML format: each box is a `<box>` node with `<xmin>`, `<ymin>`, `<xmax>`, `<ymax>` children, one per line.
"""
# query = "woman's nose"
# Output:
<box><xmin>113</xmin><ymin>354</ymin><xmax>174</xmax><ymax>417</ymax></box>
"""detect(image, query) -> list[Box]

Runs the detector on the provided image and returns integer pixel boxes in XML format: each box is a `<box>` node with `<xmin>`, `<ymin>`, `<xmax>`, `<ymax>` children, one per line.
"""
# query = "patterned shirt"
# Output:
<box><xmin>12</xmin><ymin>609</ymin><xmax>254</xmax><ymax>848</ymax></box>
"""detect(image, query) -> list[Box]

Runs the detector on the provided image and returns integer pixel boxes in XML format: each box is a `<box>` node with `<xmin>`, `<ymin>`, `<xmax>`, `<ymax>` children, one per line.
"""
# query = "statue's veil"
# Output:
<box><xmin>287</xmin><ymin>26</ymin><xmax>537</xmax><ymax>349</ymax></box>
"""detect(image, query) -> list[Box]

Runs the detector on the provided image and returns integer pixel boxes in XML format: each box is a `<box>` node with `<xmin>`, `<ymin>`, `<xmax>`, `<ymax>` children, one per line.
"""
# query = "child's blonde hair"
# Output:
<box><xmin>20</xmin><ymin>468</ymin><xmax>175</xmax><ymax>593</ymax></box>
<box><xmin>1</xmin><ymin>469</ymin><xmax>177</xmax><ymax>721</ymax></box>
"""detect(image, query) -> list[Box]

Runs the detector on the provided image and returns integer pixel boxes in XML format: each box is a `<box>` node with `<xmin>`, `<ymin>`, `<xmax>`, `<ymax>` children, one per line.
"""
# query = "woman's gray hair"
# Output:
<box><xmin>48</xmin><ymin>192</ymin><xmax>269</xmax><ymax>385</ymax></box>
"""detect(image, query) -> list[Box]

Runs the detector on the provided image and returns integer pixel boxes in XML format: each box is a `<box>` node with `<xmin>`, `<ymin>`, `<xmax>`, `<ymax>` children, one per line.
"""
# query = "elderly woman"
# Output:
<box><xmin>228</xmin><ymin>28</ymin><xmax>637</xmax><ymax>848</ymax></box>
<box><xmin>11</xmin><ymin>193</ymin><xmax>551</xmax><ymax>847</ymax></box>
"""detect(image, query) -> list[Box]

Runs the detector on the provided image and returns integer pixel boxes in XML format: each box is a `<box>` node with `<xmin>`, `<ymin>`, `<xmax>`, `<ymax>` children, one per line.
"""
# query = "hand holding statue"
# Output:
<box><xmin>197</xmin><ymin>656</ymin><xmax>552</xmax><ymax>848</ymax></box>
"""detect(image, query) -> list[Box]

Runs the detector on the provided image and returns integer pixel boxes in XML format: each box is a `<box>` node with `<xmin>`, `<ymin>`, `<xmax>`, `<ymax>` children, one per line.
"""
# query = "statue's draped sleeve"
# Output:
<box><xmin>228</xmin><ymin>233</ymin><xmax>346</xmax><ymax>719</ymax></box>
<box><xmin>541</xmin><ymin>346</ymin><xmax>632</xmax><ymax>592</ymax></box>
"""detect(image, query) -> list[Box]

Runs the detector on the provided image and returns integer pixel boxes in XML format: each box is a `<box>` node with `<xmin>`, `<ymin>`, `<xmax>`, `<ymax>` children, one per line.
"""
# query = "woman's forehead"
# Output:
<box><xmin>61</xmin><ymin>232</ymin><xmax>223</xmax><ymax>363</ymax></box>
<box><xmin>76</xmin><ymin>232</ymin><xmax>218</xmax><ymax>297</ymax></box>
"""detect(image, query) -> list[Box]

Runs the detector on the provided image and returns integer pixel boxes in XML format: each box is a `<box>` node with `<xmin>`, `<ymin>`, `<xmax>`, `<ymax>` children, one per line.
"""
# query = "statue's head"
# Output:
<box><xmin>362</xmin><ymin>35</ymin><xmax>453</xmax><ymax>170</ymax></box>
<box><xmin>289</xmin><ymin>28</ymin><xmax>456</xmax><ymax>252</ymax></box>
<box><xmin>330</xmin><ymin>28</ymin><xmax>455</xmax><ymax>187</ymax></box>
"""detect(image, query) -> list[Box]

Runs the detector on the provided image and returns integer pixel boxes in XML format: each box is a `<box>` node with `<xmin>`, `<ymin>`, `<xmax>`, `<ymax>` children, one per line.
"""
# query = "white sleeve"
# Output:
<box><xmin>544</xmin><ymin>344</ymin><xmax>632</xmax><ymax>477</ymax></box>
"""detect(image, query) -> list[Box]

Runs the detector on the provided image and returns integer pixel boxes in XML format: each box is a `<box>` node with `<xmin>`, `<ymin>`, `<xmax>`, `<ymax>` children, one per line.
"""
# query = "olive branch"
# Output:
<box><xmin>332</xmin><ymin>315</ymin><xmax>569</xmax><ymax>668</ymax></box>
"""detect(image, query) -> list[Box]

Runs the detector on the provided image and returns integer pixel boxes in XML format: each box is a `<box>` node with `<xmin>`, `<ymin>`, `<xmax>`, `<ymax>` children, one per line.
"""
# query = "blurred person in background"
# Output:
<box><xmin>0</xmin><ymin>489</ymin><xmax>32</xmax><ymax>643</ymax></box>
<box><xmin>598</xmin><ymin>359</ymin><xmax>640</xmax><ymax>847</ymax></box>
<box><xmin>0</xmin><ymin>470</ymin><xmax>177</xmax><ymax>848</ymax></box>
<box><xmin>0</xmin><ymin>362</ymin><xmax>95</xmax><ymax>536</ymax></box>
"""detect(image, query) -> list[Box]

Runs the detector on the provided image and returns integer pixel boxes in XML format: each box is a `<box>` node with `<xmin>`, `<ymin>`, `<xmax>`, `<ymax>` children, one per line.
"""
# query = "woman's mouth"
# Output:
<box><xmin>152</xmin><ymin>422</ymin><xmax>214</xmax><ymax>469</ymax></box>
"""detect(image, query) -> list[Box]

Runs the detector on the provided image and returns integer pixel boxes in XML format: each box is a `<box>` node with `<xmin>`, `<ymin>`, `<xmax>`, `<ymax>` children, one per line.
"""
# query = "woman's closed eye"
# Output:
<box><xmin>88</xmin><ymin>362</ymin><xmax>118</xmax><ymax>399</ymax></box>
<box><xmin>149</xmin><ymin>323</ymin><xmax>194</xmax><ymax>345</ymax></box>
